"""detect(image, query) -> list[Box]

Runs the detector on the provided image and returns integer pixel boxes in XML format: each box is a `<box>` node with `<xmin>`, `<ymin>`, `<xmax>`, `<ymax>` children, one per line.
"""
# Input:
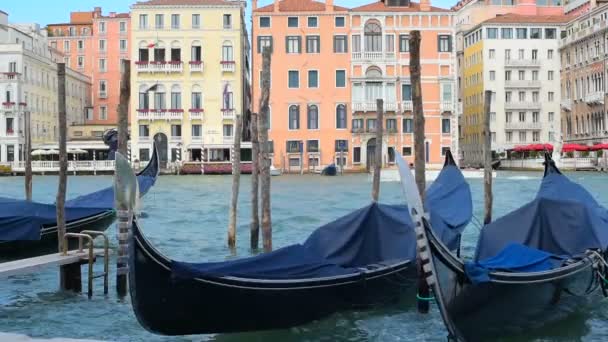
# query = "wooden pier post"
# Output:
<box><xmin>371</xmin><ymin>99</ymin><xmax>383</xmax><ymax>202</ymax></box>
<box><xmin>24</xmin><ymin>110</ymin><xmax>32</xmax><ymax>201</ymax></box>
<box><xmin>259</xmin><ymin>48</ymin><xmax>273</xmax><ymax>252</ymax></box>
<box><xmin>483</xmin><ymin>90</ymin><xmax>493</xmax><ymax>224</ymax></box>
<box><xmin>410</xmin><ymin>31</ymin><xmax>430</xmax><ymax>314</ymax></box>
<box><xmin>228</xmin><ymin>114</ymin><xmax>242</xmax><ymax>250</ymax></box>
<box><xmin>116</xmin><ymin>59</ymin><xmax>131</xmax><ymax>296</ymax></box>
<box><xmin>250</xmin><ymin>113</ymin><xmax>260</xmax><ymax>250</ymax></box>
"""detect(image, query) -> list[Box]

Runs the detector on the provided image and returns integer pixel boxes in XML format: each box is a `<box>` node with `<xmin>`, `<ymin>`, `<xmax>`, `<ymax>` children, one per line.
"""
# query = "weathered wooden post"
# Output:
<box><xmin>483</xmin><ymin>90</ymin><xmax>493</xmax><ymax>224</ymax></box>
<box><xmin>228</xmin><ymin>114</ymin><xmax>242</xmax><ymax>250</ymax></box>
<box><xmin>410</xmin><ymin>31</ymin><xmax>431</xmax><ymax>314</ymax></box>
<box><xmin>371</xmin><ymin>99</ymin><xmax>383</xmax><ymax>202</ymax></box>
<box><xmin>116</xmin><ymin>59</ymin><xmax>131</xmax><ymax>296</ymax></box>
<box><xmin>259</xmin><ymin>48</ymin><xmax>273</xmax><ymax>252</ymax></box>
<box><xmin>24</xmin><ymin>110</ymin><xmax>32</xmax><ymax>201</ymax></box>
<box><xmin>114</xmin><ymin>152</ymin><xmax>137</xmax><ymax>298</ymax></box>
<box><xmin>250</xmin><ymin>112</ymin><xmax>260</xmax><ymax>250</ymax></box>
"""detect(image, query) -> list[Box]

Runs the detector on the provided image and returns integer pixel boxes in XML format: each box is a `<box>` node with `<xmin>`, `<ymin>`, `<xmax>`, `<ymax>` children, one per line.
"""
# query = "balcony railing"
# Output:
<box><xmin>505</xmin><ymin>80</ymin><xmax>542</xmax><ymax>88</ymax></box>
<box><xmin>504</xmin><ymin>122</ymin><xmax>542</xmax><ymax>130</ymax></box>
<box><xmin>440</xmin><ymin>101</ymin><xmax>453</xmax><ymax>112</ymax></box>
<box><xmin>137</xmin><ymin>109</ymin><xmax>151</xmax><ymax>120</ymax></box>
<box><xmin>351</xmin><ymin>51</ymin><xmax>396</xmax><ymax>61</ymax></box>
<box><xmin>504</xmin><ymin>102</ymin><xmax>542</xmax><ymax>110</ymax></box>
<box><xmin>11</xmin><ymin>160</ymin><xmax>115</xmax><ymax>173</ymax></box>
<box><xmin>351</xmin><ymin>127</ymin><xmax>365</xmax><ymax>134</ymax></box>
<box><xmin>222</xmin><ymin>109</ymin><xmax>236</xmax><ymax>119</ymax></box>
<box><xmin>221</xmin><ymin>61</ymin><xmax>236</xmax><ymax>72</ymax></box>
<box><xmin>189</xmin><ymin>61</ymin><xmax>204</xmax><ymax>73</ymax></box>
<box><xmin>0</xmin><ymin>72</ymin><xmax>21</xmax><ymax>81</ymax></box>
<box><xmin>352</xmin><ymin>101</ymin><xmax>397</xmax><ymax>112</ymax></box>
<box><xmin>135</xmin><ymin>61</ymin><xmax>183</xmax><ymax>73</ymax></box>
<box><xmin>585</xmin><ymin>92</ymin><xmax>605</xmax><ymax>105</ymax></box>
<box><xmin>561</xmin><ymin>99</ymin><xmax>572</xmax><ymax>111</ymax></box>
<box><xmin>504</xmin><ymin>59</ymin><xmax>541</xmax><ymax>68</ymax></box>
<box><xmin>189</xmin><ymin>109</ymin><xmax>204</xmax><ymax>120</ymax></box>
<box><xmin>99</xmin><ymin>92</ymin><xmax>108</xmax><ymax>99</ymax></box>
<box><xmin>167</xmin><ymin>61</ymin><xmax>183</xmax><ymax>73</ymax></box>
<box><xmin>168</xmin><ymin>109</ymin><xmax>184</xmax><ymax>120</ymax></box>
<box><xmin>2</xmin><ymin>102</ymin><xmax>16</xmax><ymax>111</ymax></box>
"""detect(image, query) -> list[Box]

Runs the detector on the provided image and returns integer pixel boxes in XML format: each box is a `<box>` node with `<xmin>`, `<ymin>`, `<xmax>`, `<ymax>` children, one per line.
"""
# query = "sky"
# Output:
<box><xmin>2</xmin><ymin>0</ymin><xmax>456</xmax><ymax>29</ymax></box>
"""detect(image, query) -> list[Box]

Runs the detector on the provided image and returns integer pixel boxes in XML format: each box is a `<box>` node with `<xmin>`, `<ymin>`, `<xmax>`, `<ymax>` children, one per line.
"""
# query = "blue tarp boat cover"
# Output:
<box><xmin>467</xmin><ymin>167</ymin><xmax>608</xmax><ymax>282</ymax></box>
<box><xmin>172</xmin><ymin>165</ymin><xmax>472</xmax><ymax>280</ymax></box>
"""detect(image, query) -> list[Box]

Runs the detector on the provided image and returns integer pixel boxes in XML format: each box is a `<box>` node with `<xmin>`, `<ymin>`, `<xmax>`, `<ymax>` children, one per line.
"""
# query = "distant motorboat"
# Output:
<box><xmin>270</xmin><ymin>165</ymin><xmax>281</xmax><ymax>176</ymax></box>
<box><xmin>321</xmin><ymin>164</ymin><xmax>337</xmax><ymax>176</ymax></box>
<box><xmin>372</xmin><ymin>168</ymin><xmax>496</xmax><ymax>182</ymax></box>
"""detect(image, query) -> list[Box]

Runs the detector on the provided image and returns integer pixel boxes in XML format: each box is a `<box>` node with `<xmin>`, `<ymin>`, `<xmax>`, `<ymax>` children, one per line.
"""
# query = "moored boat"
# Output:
<box><xmin>320</xmin><ymin>163</ymin><xmax>337</xmax><ymax>176</ymax></box>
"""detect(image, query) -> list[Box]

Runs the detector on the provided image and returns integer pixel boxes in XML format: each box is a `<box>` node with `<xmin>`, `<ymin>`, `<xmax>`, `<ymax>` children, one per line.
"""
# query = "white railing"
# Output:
<box><xmin>221</xmin><ymin>62</ymin><xmax>236</xmax><ymax>72</ymax></box>
<box><xmin>440</xmin><ymin>101</ymin><xmax>453</xmax><ymax>112</ymax></box>
<box><xmin>166</xmin><ymin>62</ymin><xmax>183</xmax><ymax>73</ymax></box>
<box><xmin>222</xmin><ymin>109</ymin><xmax>236</xmax><ymax>119</ymax></box>
<box><xmin>137</xmin><ymin>110</ymin><xmax>151</xmax><ymax>120</ymax></box>
<box><xmin>135</xmin><ymin>62</ymin><xmax>183</xmax><ymax>73</ymax></box>
<box><xmin>402</xmin><ymin>101</ymin><xmax>413</xmax><ymax>111</ymax></box>
<box><xmin>505</xmin><ymin>80</ymin><xmax>542</xmax><ymax>88</ymax></box>
<box><xmin>11</xmin><ymin>160</ymin><xmax>115</xmax><ymax>172</ymax></box>
<box><xmin>500</xmin><ymin>158</ymin><xmax>598</xmax><ymax>170</ymax></box>
<box><xmin>560</xmin><ymin>99</ymin><xmax>572</xmax><ymax>111</ymax></box>
<box><xmin>585</xmin><ymin>92</ymin><xmax>604</xmax><ymax>104</ymax></box>
<box><xmin>504</xmin><ymin>122</ymin><xmax>542</xmax><ymax>130</ymax></box>
<box><xmin>189</xmin><ymin>62</ymin><xmax>204</xmax><ymax>72</ymax></box>
<box><xmin>135</xmin><ymin>62</ymin><xmax>151</xmax><ymax>72</ymax></box>
<box><xmin>0</xmin><ymin>73</ymin><xmax>21</xmax><ymax>81</ymax></box>
<box><xmin>504</xmin><ymin>59</ymin><xmax>541</xmax><ymax>67</ymax></box>
<box><xmin>504</xmin><ymin>102</ymin><xmax>542</xmax><ymax>110</ymax></box>
<box><xmin>352</xmin><ymin>101</ymin><xmax>397</xmax><ymax>112</ymax></box>
<box><xmin>1</xmin><ymin>103</ymin><xmax>17</xmax><ymax>111</ymax></box>
<box><xmin>351</xmin><ymin>51</ymin><xmax>396</xmax><ymax>61</ymax></box>
<box><xmin>189</xmin><ymin>110</ymin><xmax>203</xmax><ymax>120</ymax></box>
<box><xmin>168</xmin><ymin>111</ymin><xmax>184</xmax><ymax>120</ymax></box>
<box><xmin>384</xmin><ymin>102</ymin><xmax>398</xmax><ymax>111</ymax></box>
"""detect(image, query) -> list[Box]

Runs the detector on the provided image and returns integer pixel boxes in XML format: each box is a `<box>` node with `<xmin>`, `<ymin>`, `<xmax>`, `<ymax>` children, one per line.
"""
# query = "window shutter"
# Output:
<box><xmin>344</xmin><ymin>36</ymin><xmax>348</xmax><ymax>53</ymax></box>
<box><xmin>448</xmin><ymin>35</ymin><xmax>453</xmax><ymax>52</ymax></box>
<box><xmin>437</xmin><ymin>35</ymin><xmax>441</xmax><ymax>52</ymax></box>
<box><xmin>298</xmin><ymin>36</ymin><xmax>302</xmax><ymax>53</ymax></box>
<box><xmin>285</xmin><ymin>36</ymin><xmax>289</xmax><ymax>53</ymax></box>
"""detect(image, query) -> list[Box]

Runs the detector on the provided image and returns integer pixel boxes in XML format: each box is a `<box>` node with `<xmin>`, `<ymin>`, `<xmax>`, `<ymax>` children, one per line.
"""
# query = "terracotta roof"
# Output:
<box><xmin>134</xmin><ymin>0</ymin><xmax>241</xmax><ymax>6</ymax></box>
<box><xmin>482</xmin><ymin>13</ymin><xmax>571</xmax><ymax>24</ymax></box>
<box><xmin>96</xmin><ymin>13</ymin><xmax>131</xmax><ymax>19</ymax></box>
<box><xmin>47</xmin><ymin>23</ymin><xmax>92</xmax><ymax>27</ymax></box>
<box><xmin>254</xmin><ymin>0</ymin><xmax>349</xmax><ymax>12</ymax></box>
<box><xmin>351</xmin><ymin>1</ymin><xmax>449</xmax><ymax>12</ymax></box>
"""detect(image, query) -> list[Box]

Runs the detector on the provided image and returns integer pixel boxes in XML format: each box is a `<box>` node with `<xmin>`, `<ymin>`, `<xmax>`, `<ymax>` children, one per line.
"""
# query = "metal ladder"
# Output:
<box><xmin>62</xmin><ymin>231</ymin><xmax>110</xmax><ymax>298</ymax></box>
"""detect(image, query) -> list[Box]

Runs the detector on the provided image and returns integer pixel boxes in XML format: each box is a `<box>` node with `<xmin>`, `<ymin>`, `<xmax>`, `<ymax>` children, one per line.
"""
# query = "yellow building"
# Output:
<box><xmin>461</xmin><ymin>29</ymin><xmax>484</xmax><ymax>166</ymax></box>
<box><xmin>130</xmin><ymin>0</ymin><xmax>250</xmax><ymax>166</ymax></box>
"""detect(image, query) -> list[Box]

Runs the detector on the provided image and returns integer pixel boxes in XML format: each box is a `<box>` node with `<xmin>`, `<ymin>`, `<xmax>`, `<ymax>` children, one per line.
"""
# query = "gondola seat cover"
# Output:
<box><xmin>172</xmin><ymin>165</ymin><xmax>473</xmax><ymax>280</ymax></box>
<box><xmin>470</xmin><ymin>171</ymin><xmax>608</xmax><ymax>280</ymax></box>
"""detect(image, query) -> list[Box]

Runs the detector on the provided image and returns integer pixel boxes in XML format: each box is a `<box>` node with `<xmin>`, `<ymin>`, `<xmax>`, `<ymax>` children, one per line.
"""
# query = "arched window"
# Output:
<box><xmin>289</xmin><ymin>105</ymin><xmax>300</xmax><ymax>130</ymax></box>
<box><xmin>191</xmin><ymin>84</ymin><xmax>203</xmax><ymax>110</ymax></box>
<box><xmin>307</xmin><ymin>105</ymin><xmax>319</xmax><ymax>130</ymax></box>
<box><xmin>222</xmin><ymin>41</ymin><xmax>234</xmax><ymax>62</ymax></box>
<box><xmin>365</xmin><ymin>66</ymin><xmax>383</xmax><ymax>78</ymax></box>
<box><xmin>171</xmin><ymin>84</ymin><xmax>182</xmax><ymax>110</ymax></box>
<box><xmin>139</xmin><ymin>84</ymin><xmax>150</xmax><ymax>109</ymax></box>
<box><xmin>170</xmin><ymin>41</ymin><xmax>181</xmax><ymax>61</ymax></box>
<box><xmin>191</xmin><ymin>40</ymin><xmax>202</xmax><ymax>62</ymax></box>
<box><xmin>336</xmin><ymin>104</ymin><xmax>347</xmax><ymax>129</ymax></box>
<box><xmin>222</xmin><ymin>83</ymin><xmax>233</xmax><ymax>110</ymax></box>
<box><xmin>154</xmin><ymin>85</ymin><xmax>166</xmax><ymax>110</ymax></box>
<box><xmin>153</xmin><ymin>41</ymin><xmax>166</xmax><ymax>62</ymax></box>
<box><xmin>364</xmin><ymin>20</ymin><xmax>382</xmax><ymax>52</ymax></box>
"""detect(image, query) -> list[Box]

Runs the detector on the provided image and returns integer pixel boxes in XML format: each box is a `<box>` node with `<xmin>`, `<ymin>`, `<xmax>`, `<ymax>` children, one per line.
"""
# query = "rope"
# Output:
<box><xmin>416</xmin><ymin>293</ymin><xmax>436</xmax><ymax>302</ymax></box>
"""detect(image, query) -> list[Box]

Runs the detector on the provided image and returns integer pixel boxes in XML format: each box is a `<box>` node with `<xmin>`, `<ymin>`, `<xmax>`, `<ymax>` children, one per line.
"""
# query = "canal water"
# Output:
<box><xmin>1</xmin><ymin>172</ymin><xmax>607</xmax><ymax>341</ymax></box>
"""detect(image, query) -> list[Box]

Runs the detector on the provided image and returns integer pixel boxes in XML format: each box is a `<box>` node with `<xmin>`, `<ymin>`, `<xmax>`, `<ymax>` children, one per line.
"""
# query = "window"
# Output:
<box><xmin>490</xmin><ymin>112</ymin><xmax>496</xmax><ymax>122</ymax></box>
<box><xmin>352</xmin><ymin>35</ymin><xmax>361</xmax><ymax>53</ymax></box>
<box><xmin>336</xmin><ymin>70</ymin><xmax>346</xmax><ymax>88</ymax></box>
<box><xmin>223</xmin><ymin>14</ymin><xmax>232</xmax><ymax>29</ymax></box>
<box><xmin>288</xmin><ymin>17</ymin><xmax>299</xmax><ymax>28</ymax></box>
<box><xmin>518</xmin><ymin>49</ymin><xmax>525</xmax><ymax>59</ymax></box>
<box><xmin>259</xmin><ymin>16</ymin><xmax>270</xmax><ymax>28</ymax></box>
<box><xmin>490</xmin><ymin>71</ymin><xmax>496</xmax><ymax>81</ymax></box>
<box><xmin>402</xmin><ymin>84</ymin><xmax>412</xmax><ymax>101</ymax></box>
<box><xmin>51</xmin><ymin>41</ymin><xmax>57</xmax><ymax>49</ymax></box>
<box><xmin>287</xmin><ymin>141</ymin><xmax>301</xmax><ymax>153</ymax></box>
<box><xmin>352</xmin><ymin>118</ymin><xmax>364</xmax><ymax>131</ymax></box>
<box><xmin>139</xmin><ymin>92</ymin><xmax>149</xmax><ymax>109</ymax></box>
<box><xmin>399</xmin><ymin>35</ymin><xmax>409</xmax><ymax>52</ymax></box>
<box><xmin>288</xmin><ymin>105</ymin><xmax>300</xmax><ymax>129</ymax></box>
<box><xmin>222</xmin><ymin>43</ymin><xmax>233</xmax><ymax>61</ymax></box>
<box><xmin>99</xmin><ymin>39</ymin><xmax>106</xmax><ymax>52</ymax></box>
<box><xmin>77</xmin><ymin>40</ymin><xmax>84</xmax><ymax>51</ymax></box>
<box><xmin>171</xmin><ymin>124</ymin><xmax>182</xmax><ymax>138</ymax></box>
<box><xmin>353</xmin><ymin>147</ymin><xmax>361</xmax><ymax>163</ymax></box>
<box><xmin>532</xmin><ymin>49</ymin><xmax>538</xmax><ymax>60</ymax></box>
<box><xmin>506</xmin><ymin>111</ymin><xmax>513</xmax><ymax>122</ymax></box>
<box><xmin>367</xmin><ymin>119</ymin><xmax>377</xmax><ymax>132</ymax></box>
<box><xmin>139</xmin><ymin>125</ymin><xmax>149</xmax><ymax>137</ymax></box>
<box><xmin>308</xmin><ymin>17</ymin><xmax>318</xmax><ymax>28</ymax></box>
<box><xmin>99</xmin><ymin>106</ymin><xmax>108</xmax><ymax>120</ymax></box>
<box><xmin>306</xmin><ymin>36</ymin><xmax>320</xmax><ymax>53</ymax></box>
<box><xmin>336</xmin><ymin>104</ymin><xmax>347</xmax><ymax>129</ymax></box>
<box><xmin>171</xmin><ymin>91</ymin><xmax>181</xmax><ymax>109</ymax></box>
<box><xmin>364</xmin><ymin>20</ymin><xmax>382</xmax><ymax>52</ymax></box>
<box><xmin>548</xmin><ymin>112</ymin><xmax>554</xmax><ymax>122</ymax></box>
<box><xmin>530</xmin><ymin>28</ymin><xmax>541</xmax><ymax>39</ymax></box>
<box><xmin>487</xmin><ymin>28</ymin><xmax>498</xmax><ymax>39</ymax></box>
<box><xmin>334</xmin><ymin>35</ymin><xmax>348</xmax><ymax>53</ymax></box>
<box><xmin>532</xmin><ymin>112</ymin><xmax>539</xmax><ymax>123</ymax></box>
<box><xmin>288</xmin><ymin>71</ymin><xmax>299</xmax><ymax>88</ymax></box>
<box><xmin>438</xmin><ymin>35</ymin><xmax>452</xmax><ymax>52</ymax></box>
<box><xmin>533</xmin><ymin>131</ymin><xmax>540</xmax><ymax>142</ymax></box>
<box><xmin>99</xmin><ymin>59</ymin><xmax>107</xmax><ymax>72</ymax></box>
<box><xmin>506</xmin><ymin>132</ymin><xmax>513</xmax><ymax>142</ymax></box>
<box><xmin>505</xmin><ymin>70</ymin><xmax>511</xmax><ymax>81</ymax></box>
<box><xmin>532</xmin><ymin>91</ymin><xmax>539</xmax><ymax>102</ymax></box>
<box><xmin>506</xmin><ymin>92</ymin><xmax>512</xmax><ymax>103</ymax></box>
<box><xmin>518</xmin><ymin>70</ymin><xmax>525</xmax><ymax>80</ymax></box>
<box><xmin>442</xmin><ymin>83</ymin><xmax>453</xmax><ymax>102</ymax></box>
<box><xmin>335</xmin><ymin>17</ymin><xmax>345</xmax><ymax>27</ymax></box>
<box><xmin>518</xmin><ymin>91</ymin><xmax>525</xmax><ymax>101</ymax></box>
<box><xmin>139</xmin><ymin>148</ymin><xmax>150</xmax><ymax>162</ymax></box>
<box><xmin>189</xmin><ymin>124</ymin><xmax>201</xmax><ymax>138</ymax></box>
<box><xmin>120</xmin><ymin>21</ymin><xmax>127</xmax><ymax>33</ymax></box>
<box><xmin>489</xmin><ymin>49</ymin><xmax>495</xmax><ymax>59</ymax></box>
<box><xmin>548</xmin><ymin>71</ymin><xmax>554</xmax><ymax>80</ymax></box>
<box><xmin>386</xmin><ymin>34</ymin><xmax>395</xmax><ymax>53</ymax></box>
<box><xmin>306</xmin><ymin>70</ymin><xmax>319</xmax><ymax>88</ymax></box>
<box><xmin>519</xmin><ymin>131</ymin><xmax>527</xmax><ymax>142</ymax></box>
<box><xmin>532</xmin><ymin>70</ymin><xmax>538</xmax><ymax>80</ymax></box>
<box><xmin>155</xmin><ymin>14</ymin><xmax>164</xmax><ymax>29</ymax></box>
<box><xmin>501</xmin><ymin>28</ymin><xmax>513</xmax><ymax>39</ymax></box>
<box><xmin>545</xmin><ymin>28</ymin><xmax>556</xmax><ymax>39</ymax></box>
<box><xmin>120</xmin><ymin>39</ymin><xmax>127</xmax><ymax>51</ymax></box>
<box><xmin>154</xmin><ymin>89</ymin><xmax>166</xmax><ymax>110</ymax></box>
<box><xmin>547</xmin><ymin>49</ymin><xmax>554</xmax><ymax>59</ymax></box>
<box><xmin>77</xmin><ymin>56</ymin><xmax>84</xmax><ymax>69</ymax></box>
<box><xmin>286</xmin><ymin>36</ymin><xmax>301</xmax><ymax>53</ymax></box>
<box><xmin>99</xmin><ymin>21</ymin><xmax>106</xmax><ymax>33</ymax></box>
<box><xmin>64</xmin><ymin>40</ymin><xmax>70</xmax><ymax>51</ymax></box>
<box><xmin>402</xmin><ymin>147</ymin><xmax>412</xmax><ymax>156</ymax></box>
<box><xmin>140</xmin><ymin>15</ymin><xmax>149</xmax><ymax>29</ymax></box>
<box><xmin>442</xmin><ymin>119</ymin><xmax>451</xmax><ymax>133</ymax></box>
<box><xmin>548</xmin><ymin>92</ymin><xmax>554</xmax><ymax>101</ymax></box>
<box><xmin>516</xmin><ymin>28</ymin><xmax>527</xmax><ymax>39</ymax></box>
<box><xmin>307</xmin><ymin>140</ymin><xmax>320</xmax><ymax>153</ymax></box>
<box><xmin>139</xmin><ymin>48</ymin><xmax>149</xmax><ymax>62</ymax></box>
<box><xmin>258</xmin><ymin>36</ymin><xmax>273</xmax><ymax>53</ymax></box>
<box><xmin>191</xmin><ymin>92</ymin><xmax>202</xmax><ymax>109</ymax></box>
<box><xmin>307</xmin><ymin>105</ymin><xmax>319</xmax><ymax>129</ymax></box>
<box><xmin>403</xmin><ymin>118</ymin><xmax>413</xmax><ymax>133</ymax></box>
<box><xmin>99</xmin><ymin>80</ymin><xmax>107</xmax><ymax>95</ymax></box>
<box><xmin>519</xmin><ymin>112</ymin><xmax>526</xmax><ymax>122</ymax></box>
<box><xmin>171</xmin><ymin>14</ymin><xmax>180</xmax><ymax>29</ymax></box>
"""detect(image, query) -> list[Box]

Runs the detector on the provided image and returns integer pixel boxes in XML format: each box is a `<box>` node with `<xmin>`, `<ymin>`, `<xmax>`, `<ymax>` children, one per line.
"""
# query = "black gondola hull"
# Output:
<box><xmin>129</xmin><ymin>221</ymin><xmax>415</xmax><ymax>335</ymax></box>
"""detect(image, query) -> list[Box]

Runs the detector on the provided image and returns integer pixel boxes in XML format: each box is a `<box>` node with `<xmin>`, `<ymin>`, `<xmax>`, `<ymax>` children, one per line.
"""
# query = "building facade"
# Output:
<box><xmin>0</xmin><ymin>10</ymin><xmax>91</xmax><ymax>164</ymax></box>
<box><xmin>47</xmin><ymin>7</ymin><xmax>131</xmax><ymax>131</ymax></box>
<box><xmin>560</xmin><ymin>3</ymin><xmax>608</xmax><ymax>146</ymax></box>
<box><xmin>252</xmin><ymin>0</ymin><xmax>457</xmax><ymax>171</ymax></box>
<box><xmin>130</xmin><ymin>0</ymin><xmax>250</xmax><ymax>166</ymax></box>
<box><xmin>461</xmin><ymin>14</ymin><xmax>566</xmax><ymax>165</ymax></box>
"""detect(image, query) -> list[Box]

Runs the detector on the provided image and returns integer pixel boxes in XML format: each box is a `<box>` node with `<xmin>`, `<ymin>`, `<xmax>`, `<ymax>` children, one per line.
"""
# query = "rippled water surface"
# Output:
<box><xmin>1</xmin><ymin>171</ymin><xmax>607</xmax><ymax>341</ymax></box>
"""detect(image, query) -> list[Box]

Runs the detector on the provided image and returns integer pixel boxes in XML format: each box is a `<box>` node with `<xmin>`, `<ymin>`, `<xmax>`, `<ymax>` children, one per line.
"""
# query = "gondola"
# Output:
<box><xmin>127</xmin><ymin>151</ymin><xmax>472</xmax><ymax>335</ymax></box>
<box><xmin>0</xmin><ymin>144</ymin><xmax>160</xmax><ymax>258</ymax></box>
<box><xmin>409</xmin><ymin>154</ymin><xmax>608</xmax><ymax>341</ymax></box>
<box><xmin>321</xmin><ymin>163</ymin><xmax>337</xmax><ymax>176</ymax></box>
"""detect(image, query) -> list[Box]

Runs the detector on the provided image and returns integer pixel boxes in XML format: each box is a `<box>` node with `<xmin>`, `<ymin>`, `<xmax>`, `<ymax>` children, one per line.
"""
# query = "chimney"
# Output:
<box><xmin>327</xmin><ymin>0</ymin><xmax>334</xmax><ymax>10</ymax></box>
<box><xmin>420</xmin><ymin>0</ymin><xmax>431</xmax><ymax>11</ymax></box>
<box><xmin>110</xmin><ymin>12</ymin><xmax>116</xmax><ymax>18</ymax></box>
<box><xmin>252</xmin><ymin>0</ymin><xmax>258</xmax><ymax>10</ymax></box>
<box><xmin>274</xmin><ymin>0</ymin><xmax>280</xmax><ymax>12</ymax></box>
<box><xmin>93</xmin><ymin>7</ymin><xmax>102</xmax><ymax>18</ymax></box>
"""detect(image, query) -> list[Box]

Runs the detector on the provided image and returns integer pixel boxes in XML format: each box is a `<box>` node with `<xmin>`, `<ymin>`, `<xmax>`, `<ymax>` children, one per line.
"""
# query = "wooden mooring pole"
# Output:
<box><xmin>259</xmin><ymin>48</ymin><xmax>272</xmax><ymax>252</ymax></box>
<box><xmin>371</xmin><ymin>99</ymin><xmax>383</xmax><ymax>202</ymax></box>
<box><xmin>116</xmin><ymin>59</ymin><xmax>131</xmax><ymax>296</ymax></box>
<box><xmin>410</xmin><ymin>31</ymin><xmax>430</xmax><ymax>314</ymax></box>
<box><xmin>228</xmin><ymin>114</ymin><xmax>242</xmax><ymax>250</ymax></box>
<box><xmin>483</xmin><ymin>90</ymin><xmax>493</xmax><ymax>224</ymax></box>
<box><xmin>24</xmin><ymin>110</ymin><xmax>32</xmax><ymax>201</ymax></box>
<box><xmin>250</xmin><ymin>113</ymin><xmax>260</xmax><ymax>250</ymax></box>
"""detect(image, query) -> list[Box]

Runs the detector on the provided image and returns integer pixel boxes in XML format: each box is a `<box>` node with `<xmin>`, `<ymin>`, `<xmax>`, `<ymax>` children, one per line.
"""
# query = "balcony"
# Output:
<box><xmin>402</xmin><ymin>101</ymin><xmax>413</xmax><ymax>112</ymax></box>
<box><xmin>222</xmin><ymin>109</ymin><xmax>236</xmax><ymax>119</ymax></box>
<box><xmin>137</xmin><ymin>109</ymin><xmax>151</xmax><ymax>120</ymax></box>
<box><xmin>168</xmin><ymin>109</ymin><xmax>184</xmax><ymax>120</ymax></box>
<box><xmin>221</xmin><ymin>61</ymin><xmax>236</xmax><ymax>73</ymax></box>
<box><xmin>440</xmin><ymin>101</ymin><xmax>453</xmax><ymax>112</ymax></box>
<box><xmin>504</xmin><ymin>122</ymin><xmax>542</xmax><ymax>130</ymax></box>
<box><xmin>189</xmin><ymin>109</ymin><xmax>204</xmax><ymax>120</ymax></box>
<box><xmin>561</xmin><ymin>99</ymin><xmax>572</xmax><ymax>111</ymax></box>
<box><xmin>504</xmin><ymin>59</ymin><xmax>541</xmax><ymax>68</ymax></box>
<box><xmin>2</xmin><ymin>102</ymin><xmax>16</xmax><ymax>111</ymax></box>
<box><xmin>4</xmin><ymin>130</ymin><xmax>16</xmax><ymax>137</ymax></box>
<box><xmin>351</xmin><ymin>51</ymin><xmax>396</xmax><ymax>61</ymax></box>
<box><xmin>505</xmin><ymin>80</ymin><xmax>541</xmax><ymax>89</ymax></box>
<box><xmin>189</xmin><ymin>61</ymin><xmax>204</xmax><ymax>73</ymax></box>
<box><xmin>135</xmin><ymin>61</ymin><xmax>183</xmax><ymax>73</ymax></box>
<box><xmin>151</xmin><ymin>110</ymin><xmax>168</xmax><ymax>120</ymax></box>
<box><xmin>135</xmin><ymin>61</ymin><xmax>151</xmax><ymax>72</ymax></box>
<box><xmin>585</xmin><ymin>92</ymin><xmax>605</xmax><ymax>105</ymax></box>
<box><xmin>351</xmin><ymin>127</ymin><xmax>365</xmax><ymax>134</ymax></box>
<box><xmin>166</xmin><ymin>61</ymin><xmax>183</xmax><ymax>73</ymax></box>
<box><xmin>99</xmin><ymin>92</ymin><xmax>108</xmax><ymax>99</ymax></box>
<box><xmin>352</xmin><ymin>101</ymin><xmax>397</xmax><ymax>113</ymax></box>
<box><xmin>0</xmin><ymin>72</ymin><xmax>21</xmax><ymax>82</ymax></box>
<box><xmin>505</xmin><ymin>102</ymin><xmax>542</xmax><ymax>110</ymax></box>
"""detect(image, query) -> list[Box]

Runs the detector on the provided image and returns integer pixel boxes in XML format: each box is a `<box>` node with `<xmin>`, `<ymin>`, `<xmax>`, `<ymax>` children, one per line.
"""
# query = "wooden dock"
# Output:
<box><xmin>0</xmin><ymin>249</ymin><xmax>106</xmax><ymax>279</ymax></box>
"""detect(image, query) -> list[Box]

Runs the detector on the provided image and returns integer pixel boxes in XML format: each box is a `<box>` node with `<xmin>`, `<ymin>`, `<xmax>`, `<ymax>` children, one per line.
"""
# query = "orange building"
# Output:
<box><xmin>253</xmin><ymin>0</ymin><xmax>457</xmax><ymax>172</ymax></box>
<box><xmin>47</xmin><ymin>7</ymin><xmax>130</xmax><ymax>128</ymax></box>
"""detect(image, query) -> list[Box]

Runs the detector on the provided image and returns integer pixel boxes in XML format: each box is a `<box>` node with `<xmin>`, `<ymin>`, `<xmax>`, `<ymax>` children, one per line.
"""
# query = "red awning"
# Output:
<box><xmin>562</xmin><ymin>144</ymin><xmax>590</xmax><ymax>152</ymax></box>
<box><xmin>590</xmin><ymin>143</ymin><xmax>608</xmax><ymax>151</ymax></box>
<box><xmin>513</xmin><ymin>144</ymin><xmax>553</xmax><ymax>152</ymax></box>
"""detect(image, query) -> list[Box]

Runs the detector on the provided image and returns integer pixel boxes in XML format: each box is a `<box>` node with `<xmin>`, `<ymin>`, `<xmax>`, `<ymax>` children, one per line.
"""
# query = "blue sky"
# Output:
<box><xmin>3</xmin><ymin>0</ymin><xmax>456</xmax><ymax>28</ymax></box>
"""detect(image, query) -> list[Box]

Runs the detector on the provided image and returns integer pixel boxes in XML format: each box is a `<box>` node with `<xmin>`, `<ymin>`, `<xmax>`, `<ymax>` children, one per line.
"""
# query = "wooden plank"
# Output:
<box><xmin>0</xmin><ymin>249</ymin><xmax>106</xmax><ymax>279</ymax></box>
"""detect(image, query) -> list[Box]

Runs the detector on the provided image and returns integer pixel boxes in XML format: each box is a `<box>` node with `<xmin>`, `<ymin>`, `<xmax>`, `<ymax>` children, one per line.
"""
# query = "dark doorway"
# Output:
<box><xmin>154</xmin><ymin>133</ymin><xmax>168</xmax><ymax>168</ymax></box>
<box><xmin>366</xmin><ymin>138</ymin><xmax>377</xmax><ymax>172</ymax></box>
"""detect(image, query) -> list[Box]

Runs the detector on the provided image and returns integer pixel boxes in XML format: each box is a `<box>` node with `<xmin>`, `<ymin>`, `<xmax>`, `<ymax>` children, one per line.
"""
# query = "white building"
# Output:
<box><xmin>461</xmin><ymin>14</ymin><xmax>568</xmax><ymax>165</ymax></box>
<box><xmin>0</xmin><ymin>10</ymin><xmax>91</xmax><ymax>164</ymax></box>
